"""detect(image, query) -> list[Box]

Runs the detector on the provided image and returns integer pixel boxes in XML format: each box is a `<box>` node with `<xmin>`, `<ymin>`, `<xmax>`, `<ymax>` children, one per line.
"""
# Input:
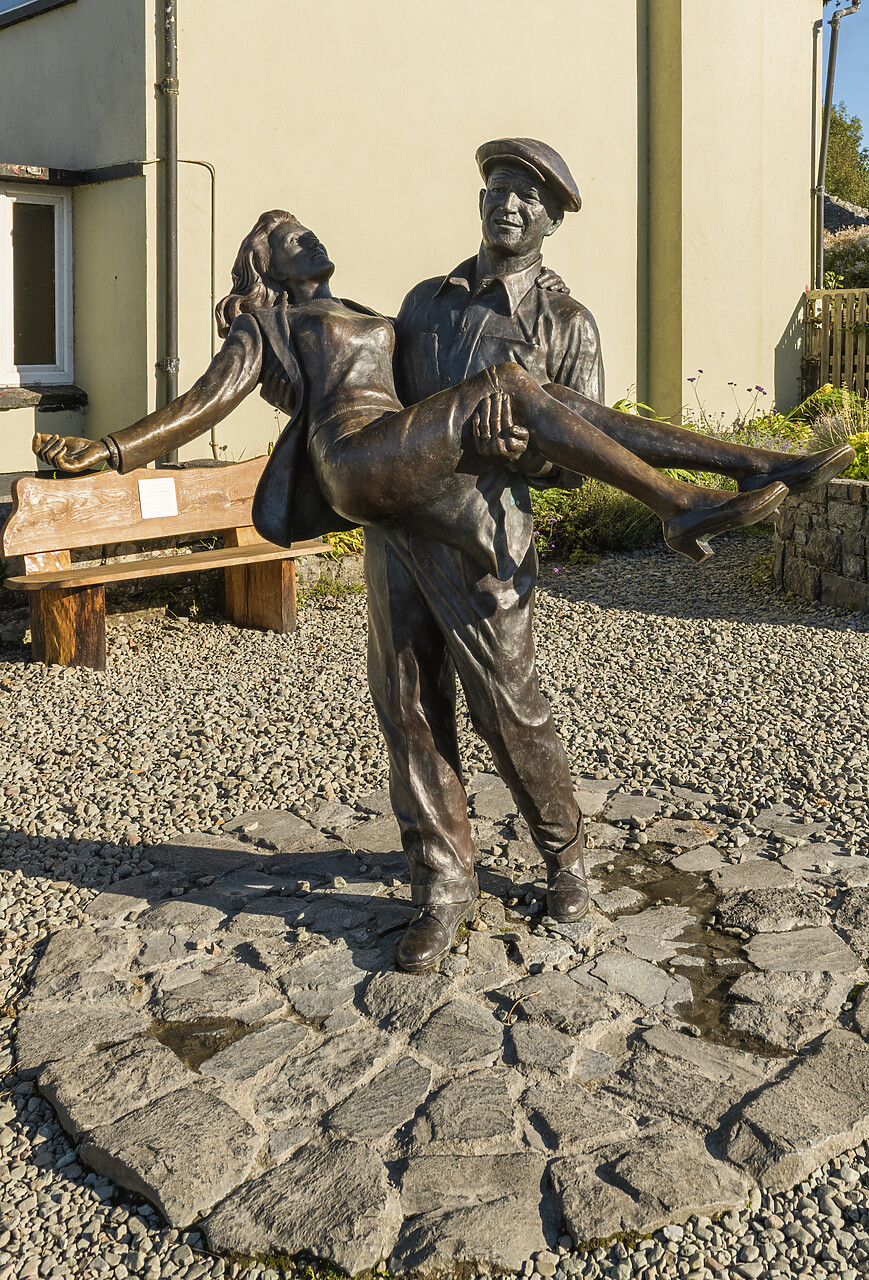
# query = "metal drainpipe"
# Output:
<box><xmin>815</xmin><ymin>1</ymin><xmax>861</xmax><ymax>290</ymax></box>
<box><xmin>159</xmin><ymin>0</ymin><xmax>180</xmax><ymax>465</ymax></box>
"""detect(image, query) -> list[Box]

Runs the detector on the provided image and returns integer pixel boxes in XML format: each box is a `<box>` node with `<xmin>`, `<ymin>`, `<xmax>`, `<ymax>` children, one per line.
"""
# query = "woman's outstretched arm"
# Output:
<box><xmin>34</xmin><ymin>316</ymin><xmax>264</xmax><ymax>473</ymax></box>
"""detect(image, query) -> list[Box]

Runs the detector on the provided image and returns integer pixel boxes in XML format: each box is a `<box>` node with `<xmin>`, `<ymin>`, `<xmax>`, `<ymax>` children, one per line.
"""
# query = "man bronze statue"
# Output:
<box><xmin>34</xmin><ymin>138</ymin><xmax>853</xmax><ymax>975</ymax></box>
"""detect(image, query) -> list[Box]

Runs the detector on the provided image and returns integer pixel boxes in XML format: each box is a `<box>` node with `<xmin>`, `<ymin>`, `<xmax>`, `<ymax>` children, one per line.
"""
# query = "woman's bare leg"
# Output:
<box><xmin>488</xmin><ymin>362</ymin><xmax>788</xmax><ymax>561</ymax></box>
<box><xmin>542</xmin><ymin>383</ymin><xmax>853</xmax><ymax>494</ymax></box>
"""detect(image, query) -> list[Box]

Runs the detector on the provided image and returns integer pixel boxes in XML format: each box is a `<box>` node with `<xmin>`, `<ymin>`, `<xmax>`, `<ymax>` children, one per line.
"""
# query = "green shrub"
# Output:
<box><xmin>531</xmin><ymin>482</ymin><xmax>660</xmax><ymax>559</ymax></box>
<box><xmin>823</xmin><ymin>225</ymin><xmax>869</xmax><ymax>289</ymax></box>
<box><xmin>326</xmin><ymin>527</ymin><xmax>365</xmax><ymax>557</ymax></box>
<box><xmin>807</xmin><ymin>386</ymin><xmax>869</xmax><ymax>481</ymax></box>
<box><xmin>528</xmin><ymin>380</ymin><xmax>852</xmax><ymax>559</ymax></box>
<box><xmin>843</xmin><ymin>432</ymin><xmax>869</xmax><ymax>480</ymax></box>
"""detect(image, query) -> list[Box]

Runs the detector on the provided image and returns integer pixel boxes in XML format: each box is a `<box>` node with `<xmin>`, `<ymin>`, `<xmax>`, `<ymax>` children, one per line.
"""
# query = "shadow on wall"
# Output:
<box><xmin>775</xmin><ymin>296</ymin><xmax>805</xmax><ymax>410</ymax></box>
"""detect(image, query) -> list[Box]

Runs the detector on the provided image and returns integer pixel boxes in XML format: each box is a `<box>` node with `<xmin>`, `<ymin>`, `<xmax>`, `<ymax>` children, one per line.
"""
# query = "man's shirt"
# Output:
<box><xmin>388</xmin><ymin>255</ymin><xmax>605</xmax><ymax>578</ymax></box>
<box><xmin>394</xmin><ymin>255</ymin><xmax>604</xmax><ymax>406</ymax></box>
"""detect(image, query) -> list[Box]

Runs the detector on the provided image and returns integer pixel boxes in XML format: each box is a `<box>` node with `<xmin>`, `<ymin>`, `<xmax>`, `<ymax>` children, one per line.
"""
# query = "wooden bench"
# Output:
<box><xmin>1</xmin><ymin>455</ymin><xmax>325</xmax><ymax>671</ymax></box>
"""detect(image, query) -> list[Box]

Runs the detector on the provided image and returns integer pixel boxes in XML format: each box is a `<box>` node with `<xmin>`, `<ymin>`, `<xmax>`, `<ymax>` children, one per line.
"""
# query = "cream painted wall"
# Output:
<box><xmin>1</xmin><ymin>407</ymin><xmax>87</xmax><ymax>473</ymax></box>
<box><xmin>0</xmin><ymin>0</ymin><xmax>149</xmax><ymax>169</ymax></box>
<box><xmin>0</xmin><ymin>0</ymin><xmax>822</xmax><ymax>475</ymax></box>
<box><xmin>170</xmin><ymin>0</ymin><xmax>641</xmax><ymax>461</ymax></box>
<box><xmin>679</xmin><ymin>0</ymin><xmax>819</xmax><ymax>418</ymax></box>
<box><xmin>72</xmin><ymin>177</ymin><xmax>156</xmax><ymax>441</ymax></box>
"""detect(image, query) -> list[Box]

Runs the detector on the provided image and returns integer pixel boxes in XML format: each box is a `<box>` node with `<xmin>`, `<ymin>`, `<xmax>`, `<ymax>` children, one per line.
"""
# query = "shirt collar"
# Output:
<box><xmin>434</xmin><ymin>254</ymin><xmax>543</xmax><ymax>316</ymax></box>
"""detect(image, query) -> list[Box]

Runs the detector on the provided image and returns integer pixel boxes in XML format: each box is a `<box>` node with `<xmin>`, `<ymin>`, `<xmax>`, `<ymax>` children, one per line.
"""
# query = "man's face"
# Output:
<box><xmin>479</xmin><ymin>162</ymin><xmax>562</xmax><ymax>259</ymax></box>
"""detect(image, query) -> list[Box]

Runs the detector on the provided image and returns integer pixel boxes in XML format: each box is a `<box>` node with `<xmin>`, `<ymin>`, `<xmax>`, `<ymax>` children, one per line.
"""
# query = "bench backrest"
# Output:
<box><xmin>2</xmin><ymin>456</ymin><xmax>269</xmax><ymax>557</ymax></box>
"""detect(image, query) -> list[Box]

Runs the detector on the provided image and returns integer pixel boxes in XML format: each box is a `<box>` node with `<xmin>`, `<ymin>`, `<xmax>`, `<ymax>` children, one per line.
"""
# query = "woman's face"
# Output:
<box><xmin>267</xmin><ymin>222</ymin><xmax>334</xmax><ymax>290</ymax></box>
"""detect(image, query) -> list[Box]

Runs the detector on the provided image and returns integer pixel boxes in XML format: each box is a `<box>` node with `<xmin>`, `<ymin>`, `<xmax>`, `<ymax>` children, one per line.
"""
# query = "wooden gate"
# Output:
<box><xmin>802</xmin><ymin>287</ymin><xmax>869</xmax><ymax>397</ymax></box>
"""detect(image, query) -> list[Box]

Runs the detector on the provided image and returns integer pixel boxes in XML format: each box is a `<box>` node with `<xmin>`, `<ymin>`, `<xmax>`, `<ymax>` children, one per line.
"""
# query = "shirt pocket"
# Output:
<box><xmin>399</xmin><ymin>331</ymin><xmax>440</xmax><ymax>402</ymax></box>
<box><xmin>476</xmin><ymin>335</ymin><xmax>546</xmax><ymax>384</ymax></box>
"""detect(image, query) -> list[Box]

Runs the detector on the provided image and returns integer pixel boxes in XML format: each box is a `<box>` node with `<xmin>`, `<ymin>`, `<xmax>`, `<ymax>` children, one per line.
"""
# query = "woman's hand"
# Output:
<box><xmin>32</xmin><ymin>433</ymin><xmax>112</xmax><ymax>473</ymax></box>
<box><xmin>535</xmin><ymin>267</ymin><xmax>570</xmax><ymax>294</ymax></box>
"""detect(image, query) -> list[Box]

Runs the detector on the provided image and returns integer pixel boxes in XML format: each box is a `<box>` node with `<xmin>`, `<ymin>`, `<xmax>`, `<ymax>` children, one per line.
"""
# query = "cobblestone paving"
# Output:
<box><xmin>0</xmin><ymin>532</ymin><xmax>868</xmax><ymax>1279</ymax></box>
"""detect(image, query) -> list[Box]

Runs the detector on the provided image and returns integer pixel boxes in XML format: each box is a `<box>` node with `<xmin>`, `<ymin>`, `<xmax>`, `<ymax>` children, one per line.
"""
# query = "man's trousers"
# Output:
<box><xmin>364</xmin><ymin>526</ymin><xmax>580</xmax><ymax>906</ymax></box>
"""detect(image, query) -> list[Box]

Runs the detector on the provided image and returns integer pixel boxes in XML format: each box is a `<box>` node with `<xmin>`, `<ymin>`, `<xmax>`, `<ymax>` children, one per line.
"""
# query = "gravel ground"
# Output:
<box><xmin>1</xmin><ymin>529</ymin><xmax>868</xmax><ymax>1280</ymax></box>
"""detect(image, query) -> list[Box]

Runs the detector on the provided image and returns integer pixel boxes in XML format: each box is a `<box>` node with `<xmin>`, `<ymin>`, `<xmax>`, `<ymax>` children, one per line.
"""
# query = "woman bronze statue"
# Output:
<box><xmin>34</xmin><ymin>209</ymin><xmax>853</xmax><ymax>971</ymax></box>
<box><xmin>35</xmin><ymin>209</ymin><xmax>852</xmax><ymax>567</ymax></box>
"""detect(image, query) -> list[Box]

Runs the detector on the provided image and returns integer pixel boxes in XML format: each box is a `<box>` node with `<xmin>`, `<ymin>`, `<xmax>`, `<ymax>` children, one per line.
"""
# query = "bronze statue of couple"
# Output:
<box><xmin>36</xmin><ymin>138</ymin><xmax>854</xmax><ymax>974</ymax></box>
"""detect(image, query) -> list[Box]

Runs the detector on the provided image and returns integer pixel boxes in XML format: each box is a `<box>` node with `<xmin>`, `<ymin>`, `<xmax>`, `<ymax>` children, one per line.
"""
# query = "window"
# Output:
<box><xmin>0</xmin><ymin>187</ymin><xmax>72</xmax><ymax>385</ymax></box>
<box><xmin>0</xmin><ymin>1</ymin><xmax>76</xmax><ymax>31</ymax></box>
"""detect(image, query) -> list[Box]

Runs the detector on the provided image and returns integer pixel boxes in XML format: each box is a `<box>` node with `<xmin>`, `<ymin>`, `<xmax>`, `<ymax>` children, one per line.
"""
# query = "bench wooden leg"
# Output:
<box><xmin>30</xmin><ymin>584</ymin><xmax>107</xmax><ymax>670</ymax></box>
<box><xmin>224</xmin><ymin>559</ymin><xmax>297</xmax><ymax>633</ymax></box>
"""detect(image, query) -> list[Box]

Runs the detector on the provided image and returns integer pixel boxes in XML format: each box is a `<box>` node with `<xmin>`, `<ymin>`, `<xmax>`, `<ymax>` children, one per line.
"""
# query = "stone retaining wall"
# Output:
<box><xmin>774</xmin><ymin>477</ymin><xmax>869</xmax><ymax>611</ymax></box>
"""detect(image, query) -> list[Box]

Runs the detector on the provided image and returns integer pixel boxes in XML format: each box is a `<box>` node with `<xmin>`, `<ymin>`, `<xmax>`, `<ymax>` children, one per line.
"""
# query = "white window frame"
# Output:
<box><xmin>0</xmin><ymin>185</ymin><xmax>73</xmax><ymax>386</ymax></box>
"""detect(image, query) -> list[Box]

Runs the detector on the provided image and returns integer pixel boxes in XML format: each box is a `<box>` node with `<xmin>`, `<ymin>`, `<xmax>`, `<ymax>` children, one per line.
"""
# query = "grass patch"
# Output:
<box><xmin>748</xmin><ymin>551</ymin><xmax>774</xmax><ymax>589</ymax></box>
<box><xmin>297</xmin><ymin>575</ymin><xmax>365</xmax><ymax>604</ymax></box>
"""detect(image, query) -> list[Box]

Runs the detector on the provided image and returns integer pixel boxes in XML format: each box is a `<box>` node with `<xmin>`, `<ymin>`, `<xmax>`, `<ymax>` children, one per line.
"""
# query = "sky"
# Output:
<box><xmin>823</xmin><ymin>3</ymin><xmax>869</xmax><ymax>135</ymax></box>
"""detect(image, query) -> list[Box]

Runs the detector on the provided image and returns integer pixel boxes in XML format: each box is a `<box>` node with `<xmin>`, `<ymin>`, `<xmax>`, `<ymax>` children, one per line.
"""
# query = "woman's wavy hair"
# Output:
<box><xmin>215</xmin><ymin>209</ymin><xmax>301</xmax><ymax>337</ymax></box>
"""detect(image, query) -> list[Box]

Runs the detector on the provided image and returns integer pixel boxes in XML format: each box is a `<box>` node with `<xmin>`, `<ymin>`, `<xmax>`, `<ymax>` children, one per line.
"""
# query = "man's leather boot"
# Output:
<box><xmin>395</xmin><ymin>885</ymin><xmax>478</xmax><ymax>974</ymax></box>
<box><xmin>541</xmin><ymin>819</ymin><xmax>589</xmax><ymax>922</ymax></box>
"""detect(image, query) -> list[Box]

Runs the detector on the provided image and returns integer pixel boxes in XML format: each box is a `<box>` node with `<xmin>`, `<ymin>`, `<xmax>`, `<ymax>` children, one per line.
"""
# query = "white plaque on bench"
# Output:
<box><xmin>138</xmin><ymin>477</ymin><xmax>179</xmax><ymax>520</ymax></box>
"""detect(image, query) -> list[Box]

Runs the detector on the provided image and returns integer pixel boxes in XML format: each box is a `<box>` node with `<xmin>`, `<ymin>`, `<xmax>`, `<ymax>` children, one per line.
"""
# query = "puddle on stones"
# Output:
<box><xmin>147</xmin><ymin>1016</ymin><xmax>253</xmax><ymax>1071</ymax></box>
<box><xmin>593</xmin><ymin>847</ymin><xmax>789</xmax><ymax>1058</ymax></box>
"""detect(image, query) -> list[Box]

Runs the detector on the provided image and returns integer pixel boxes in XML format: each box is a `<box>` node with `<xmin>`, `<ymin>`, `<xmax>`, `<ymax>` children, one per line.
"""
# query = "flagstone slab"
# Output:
<box><xmin>38</xmin><ymin>925</ymin><xmax>139</xmax><ymax>975</ymax></box>
<box><xmin>325</xmin><ymin>1055</ymin><xmax>431</xmax><ymax>1143</ymax></box>
<box><xmin>411</xmin><ymin>1000</ymin><xmax>504</xmax><ymax>1068</ymax></box>
<box><xmin>834</xmin><ymin>887</ymin><xmax>869</xmax><ymax>960</ymax></box>
<box><xmin>550</xmin><ymin>1129</ymin><xmax>752</xmax><ymax>1243</ymax></box>
<box><xmin>199</xmin><ymin>1021</ymin><xmax>312</xmax><ymax>1091</ymax></box>
<box><xmin>723</xmin><ymin>1032</ymin><xmax>869</xmax><ymax>1190</ymax></box>
<box><xmin>725</xmin><ymin>969</ymin><xmax>854</xmax><ymax>1051</ymax></box>
<box><xmin>204</xmin><ymin>1139</ymin><xmax>401</xmax><ymax>1275</ymax></box>
<box><xmin>40</xmin><ymin>1038</ymin><xmax>195</xmax><ymax>1137</ymax></box>
<box><xmin>746</xmin><ymin>927</ymin><xmax>864</xmax><ymax>976</ymax></box>
<box><xmin>716</xmin><ymin>887</ymin><xmax>830</xmax><ymax>935</ymax></box>
<box><xmin>80</xmin><ymin>1086</ymin><xmax>263</xmax><ymax>1225</ymax></box>
<box><xmin>522</xmin><ymin>1082</ymin><xmax>635</xmax><ymax>1153</ymax></box>
<box><xmin>605</xmin><ymin>1024</ymin><xmax>771</xmax><ymax>1132</ymax></box>
<box><xmin>16</xmin><ymin>1006</ymin><xmax>152</xmax><ymax>1079</ymax></box>
<box><xmin>642</xmin><ymin>818</ymin><xmax>720</xmax><ymax>849</ymax></box>
<box><xmin>711</xmin><ymin>858</ymin><xmax>797</xmax><ymax>894</ymax></box>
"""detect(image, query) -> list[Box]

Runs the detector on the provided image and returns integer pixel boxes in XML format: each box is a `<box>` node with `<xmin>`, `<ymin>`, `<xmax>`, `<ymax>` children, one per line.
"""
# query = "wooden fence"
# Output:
<box><xmin>802</xmin><ymin>287</ymin><xmax>869</xmax><ymax>397</ymax></box>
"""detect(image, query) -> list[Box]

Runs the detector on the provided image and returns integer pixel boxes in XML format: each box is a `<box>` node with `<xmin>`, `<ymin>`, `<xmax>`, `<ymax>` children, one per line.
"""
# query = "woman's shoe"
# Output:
<box><xmin>737</xmin><ymin>443</ymin><xmax>856</xmax><ymax>496</ymax></box>
<box><xmin>395</xmin><ymin>897</ymin><xmax>477</xmax><ymax>973</ymax></box>
<box><xmin>663</xmin><ymin>482</ymin><xmax>787</xmax><ymax>563</ymax></box>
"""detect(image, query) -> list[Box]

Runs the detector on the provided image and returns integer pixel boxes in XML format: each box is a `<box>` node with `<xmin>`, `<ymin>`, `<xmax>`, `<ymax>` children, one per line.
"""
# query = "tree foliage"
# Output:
<box><xmin>826</xmin><ymin>102</ymin><xmax>869</xmax><ymax>209</ymax></box>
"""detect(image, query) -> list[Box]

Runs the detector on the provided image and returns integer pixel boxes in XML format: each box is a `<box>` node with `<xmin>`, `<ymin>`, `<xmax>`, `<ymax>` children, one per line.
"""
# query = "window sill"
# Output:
<box><xmin>0</xmin><ymin>384</ymin><xmax>87</xmax><ymax>412</ymax></box>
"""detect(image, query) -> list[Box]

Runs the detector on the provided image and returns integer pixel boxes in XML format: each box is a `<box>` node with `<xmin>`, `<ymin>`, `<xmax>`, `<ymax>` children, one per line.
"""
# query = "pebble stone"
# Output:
<box><xmin>0</xmin><ymin>532</ymin><xmax>867</xmax><ymax>1279</ymax></box>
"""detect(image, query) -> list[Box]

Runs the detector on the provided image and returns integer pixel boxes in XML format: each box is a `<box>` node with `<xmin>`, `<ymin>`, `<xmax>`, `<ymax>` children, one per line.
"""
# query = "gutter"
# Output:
<box><xmin>814</xmin><ymin>2</ymin><xmax>862</xmax><ymax>289</ymax></box>
<box><xmin>158</xmin><ymin>0</ymin><xmax>180</xmax><ymax>465</ymax></box>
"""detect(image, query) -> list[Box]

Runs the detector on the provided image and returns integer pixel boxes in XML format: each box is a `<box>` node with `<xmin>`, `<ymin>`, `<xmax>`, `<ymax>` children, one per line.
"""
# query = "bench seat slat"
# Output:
<box><xmin>2</xmin><ymin>457</ymin><xmax>272</xmax><ymax>556</ymax></box>
<box><xmin>5</xmin><ymin>538</ymin><xmax>325</xmax><ymax>591</ymax></box>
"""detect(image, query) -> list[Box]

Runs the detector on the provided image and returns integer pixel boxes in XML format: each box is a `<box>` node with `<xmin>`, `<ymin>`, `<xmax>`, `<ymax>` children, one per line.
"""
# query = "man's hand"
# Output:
<box><xmin>535</xmin><ymin>267</ymin><xmax>570</xmax><ymax>294</ymax></box>
<box><xmin>471</xmin><ymin>393</ymin><xmax>530</xmax><ymax>461</ymax></box>
<box><xmin>471</xmin><ymin>393</ymin><xmax>556</xmax><ymax>478</ymax></box>
<box><xmin>33</xmin><ymin>433</ymin><xmax>112</xmax><ymax>473</ymax></box>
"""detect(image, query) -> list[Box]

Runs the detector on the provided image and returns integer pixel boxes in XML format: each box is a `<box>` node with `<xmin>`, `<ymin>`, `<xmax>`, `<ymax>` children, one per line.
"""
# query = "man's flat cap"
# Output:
<box><xmin>475</xmin><ymin>137</ymin><xmax>581</xmax><ymax>213</ymax></box>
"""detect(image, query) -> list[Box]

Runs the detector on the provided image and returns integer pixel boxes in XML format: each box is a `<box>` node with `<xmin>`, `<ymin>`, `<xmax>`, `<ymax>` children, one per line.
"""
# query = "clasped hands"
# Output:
<box><xmin>470</xmin><ymin>392</ymin><xmax>552</xmax><ymax>478</ymax></box>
